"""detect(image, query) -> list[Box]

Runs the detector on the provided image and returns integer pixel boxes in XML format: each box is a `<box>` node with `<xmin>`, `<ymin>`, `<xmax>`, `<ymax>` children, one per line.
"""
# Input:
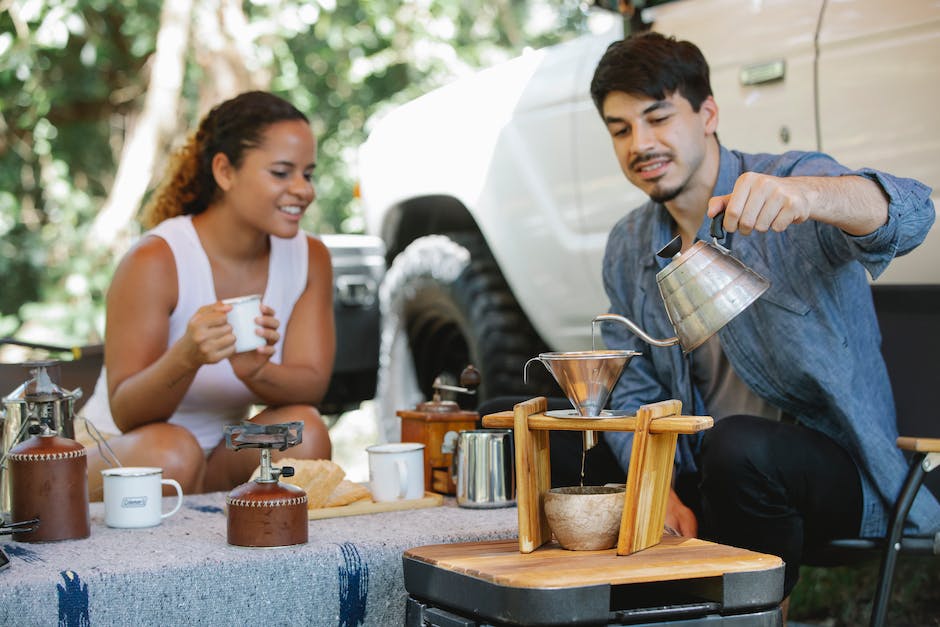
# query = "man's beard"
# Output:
<box><xmin>649</xmin><ymin>183</ymin><xmax>684</xmax><ymax>204</ymax></box>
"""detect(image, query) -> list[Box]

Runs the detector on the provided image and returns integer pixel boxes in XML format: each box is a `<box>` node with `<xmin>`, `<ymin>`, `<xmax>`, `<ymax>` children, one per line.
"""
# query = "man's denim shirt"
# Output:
<box><xmin>602</xmin><ymin>146</ymin><xmax>940</xmax><ymax>537</ymax></box>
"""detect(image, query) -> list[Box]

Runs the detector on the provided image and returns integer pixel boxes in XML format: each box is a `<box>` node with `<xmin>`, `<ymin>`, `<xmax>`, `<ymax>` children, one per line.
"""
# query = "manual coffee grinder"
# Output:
<box><xmin>398</xmin><ymin>365</ymin><xmax>480</xmax><ymax>495</ymax></box>
<box><xmin>224</xmin><ymin>421</ymin><xmax>307</xmax><ymax>548</ymax></box>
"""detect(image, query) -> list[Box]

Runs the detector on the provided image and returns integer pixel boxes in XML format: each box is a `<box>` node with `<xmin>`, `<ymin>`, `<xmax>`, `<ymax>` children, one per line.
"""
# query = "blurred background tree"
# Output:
<box><xmin>0</xmin><ymin>0</ymin><xmax>589</xmax><ymax>348</ymax></box>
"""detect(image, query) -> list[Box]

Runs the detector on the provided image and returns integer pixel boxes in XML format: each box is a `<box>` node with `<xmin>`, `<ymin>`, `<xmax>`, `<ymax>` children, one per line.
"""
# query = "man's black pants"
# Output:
<box><xmin>676</xmin><ymin>415</ymin><xmax>863</xmax><ymax>597</ymax></box>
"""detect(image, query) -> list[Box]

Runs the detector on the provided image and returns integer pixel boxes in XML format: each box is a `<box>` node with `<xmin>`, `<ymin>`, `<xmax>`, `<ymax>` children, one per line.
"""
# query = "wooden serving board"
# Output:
<box><xmin>307</xmin><ymin>491</ymin><xmax>443</xmax><ymax>520</ymax></box>
<box><xmin>404</xmin><ymin>536</ymin><xmax>783</xmax><ymax>589</ymax></box>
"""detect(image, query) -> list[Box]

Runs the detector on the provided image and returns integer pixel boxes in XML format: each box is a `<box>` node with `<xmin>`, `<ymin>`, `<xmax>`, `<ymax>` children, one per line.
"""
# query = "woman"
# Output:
<box><xmin>82</xmin><ymin>91</ymin><xmax>334</xmax><ymax>498</ymax></box>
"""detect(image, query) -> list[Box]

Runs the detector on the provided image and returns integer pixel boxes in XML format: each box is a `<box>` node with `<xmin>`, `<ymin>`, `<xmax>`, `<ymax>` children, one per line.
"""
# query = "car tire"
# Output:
<box><xmin>374</xmin><ymin>233</ymin><xmax>556</xmax><ymax>442</ymax></box>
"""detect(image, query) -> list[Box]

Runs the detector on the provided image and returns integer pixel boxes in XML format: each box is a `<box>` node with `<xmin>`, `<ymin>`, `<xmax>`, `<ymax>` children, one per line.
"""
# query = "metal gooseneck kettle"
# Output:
<box><xmin>594</xmin><ymin>216</ymin><xmax>771</xmax><ymax>353</ymax></box>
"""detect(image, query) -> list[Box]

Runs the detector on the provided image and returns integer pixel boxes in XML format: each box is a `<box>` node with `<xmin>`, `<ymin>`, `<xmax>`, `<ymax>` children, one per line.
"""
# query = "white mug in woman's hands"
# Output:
<box><xmin>223</xmin><ymin>294</ymin><xmax>266</xmax><ymax>353</ymax></box>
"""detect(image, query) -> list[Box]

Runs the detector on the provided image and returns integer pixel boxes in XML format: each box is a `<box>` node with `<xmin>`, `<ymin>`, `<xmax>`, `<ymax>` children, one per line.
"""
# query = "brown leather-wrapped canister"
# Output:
<box><xmin>226</xmin><ymin>481</ymin><xmax>307</xmax><ymax>547</ymax></box>
<box><xmin>10</xmin><ymin>433</ymin><xmax>90</xmax><ymax>542</ymax></box>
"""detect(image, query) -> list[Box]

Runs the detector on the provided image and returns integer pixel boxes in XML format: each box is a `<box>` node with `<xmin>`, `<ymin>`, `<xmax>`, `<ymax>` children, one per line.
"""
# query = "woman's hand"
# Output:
<box><xmin>180</xmin><ymin>302</ymin><xmax>238</xmax><ymax>367</ymax></box>
<box><xmin>229</xmin><ymin>304</ymin><xmax>280</xmax><ymax>380</ymax></box>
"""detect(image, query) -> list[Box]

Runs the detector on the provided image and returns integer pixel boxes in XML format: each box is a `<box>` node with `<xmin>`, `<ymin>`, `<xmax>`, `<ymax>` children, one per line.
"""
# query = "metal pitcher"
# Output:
<box><xmin>448</xmin><ymin>429</ymin><xmax>515</xmax><ymax>509</ymax></box>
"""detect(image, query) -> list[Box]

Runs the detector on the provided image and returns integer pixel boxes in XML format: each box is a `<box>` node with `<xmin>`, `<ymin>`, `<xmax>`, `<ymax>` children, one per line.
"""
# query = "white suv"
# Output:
<box><xmin>358</xmin><ymin>0</ymin><xmax>940</xmax><ymax>440</ymax></box>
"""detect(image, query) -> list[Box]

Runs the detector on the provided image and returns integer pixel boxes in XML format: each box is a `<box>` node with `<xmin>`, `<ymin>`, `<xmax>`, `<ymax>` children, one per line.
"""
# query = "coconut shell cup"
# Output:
<box><xmin>543</xmin><ymin>485</ymin><xmax>625</xmax><ymax>551</ymax></box>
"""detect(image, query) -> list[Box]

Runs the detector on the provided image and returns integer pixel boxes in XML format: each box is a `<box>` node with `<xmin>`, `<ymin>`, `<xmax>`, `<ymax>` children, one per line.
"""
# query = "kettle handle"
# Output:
<box><xmin>708</xmin><ymin>210</ymin><xmax>731</xmax><ymax>247</ymax></box>
<box><xmin>709</xmin><ymin>211</ymin><xmax>727</xmax><ymax>241</ymax></box>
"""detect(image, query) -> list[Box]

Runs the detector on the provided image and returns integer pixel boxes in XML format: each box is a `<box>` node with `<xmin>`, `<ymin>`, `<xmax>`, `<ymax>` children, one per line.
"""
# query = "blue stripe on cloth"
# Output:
<box><xmin>2</xmin><ymin>543</ymin><xmax>44</xmax><ymax>563</ymax></box>
<box><xmin>337</xmin><ymin>542</ymin><xmax>368</xmax><ymax>627</ymax></box>
<box><xmin>187</xmin><ymin>504</ymin><xmax>224</xmax><ymax>514</ymax></box>
<box><xmin>57</xmin><ymin>570</ymin><xmax>90</xmax><ymax>627</ymax></box>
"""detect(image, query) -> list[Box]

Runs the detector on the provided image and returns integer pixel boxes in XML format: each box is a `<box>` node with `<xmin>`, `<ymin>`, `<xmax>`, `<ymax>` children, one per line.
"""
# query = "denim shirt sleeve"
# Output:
<box><xmin>837</xmin><ymin>168</ymin><xmax>935</xmax><ymax>279</ymax></box>
<box><xmin>780</xmin><ymin>152</ymin><xmax>935</xmax><ymax>280</ymax></box>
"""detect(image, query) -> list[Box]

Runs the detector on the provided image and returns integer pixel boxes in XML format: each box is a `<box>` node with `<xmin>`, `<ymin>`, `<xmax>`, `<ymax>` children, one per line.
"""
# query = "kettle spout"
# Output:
<box><xmin>592</xmin><ymin>313</ymin><xmax>680</xmax><ymax>349</ymax></box>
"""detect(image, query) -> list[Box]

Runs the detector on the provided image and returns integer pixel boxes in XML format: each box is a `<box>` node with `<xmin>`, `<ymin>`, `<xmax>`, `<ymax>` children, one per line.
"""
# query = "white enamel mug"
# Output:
<box><xmin>101</xmin><ymin>467</ymin><xmax>183</xmax><ymax>528</ymax></box>
<box><xmin>222</xmin><ymin>294</ymin><xmax>265</xmax><ymax>353</ymax></box>
<box><xmin>366</xmin><ymin>442</ymin><xmax>425</xmax><ymax>502</ymax></box>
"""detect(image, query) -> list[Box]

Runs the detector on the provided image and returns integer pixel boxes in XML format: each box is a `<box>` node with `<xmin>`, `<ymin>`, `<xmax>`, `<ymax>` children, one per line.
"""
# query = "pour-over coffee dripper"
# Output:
<box><xmin>524</xmin><ymin>350</ymin><xmax>640</xmax><ymax>418</ymax></box>
<box><xmin>524</xmin><ymin>349</ymin><xmax>641</xmax><ymax>451</ymax></box>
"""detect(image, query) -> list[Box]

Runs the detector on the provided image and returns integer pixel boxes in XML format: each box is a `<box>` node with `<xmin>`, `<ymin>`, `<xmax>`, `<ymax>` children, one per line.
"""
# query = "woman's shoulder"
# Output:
<box><xmin>304</xmin><ymin>233</ymin><xmax>330</xmax><ymax>260</ymax></box>
<box><xmin>113</xmin><ymin>234</ymin><xmax>176</xmax><ymax>284</ymax></box>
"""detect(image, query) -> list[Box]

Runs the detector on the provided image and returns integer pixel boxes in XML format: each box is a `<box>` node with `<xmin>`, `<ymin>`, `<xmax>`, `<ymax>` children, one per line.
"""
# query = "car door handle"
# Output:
<box><xmin>739</xmin><ymin>59</ymin><xmax>786</xmax><ymax>86</ymax></box>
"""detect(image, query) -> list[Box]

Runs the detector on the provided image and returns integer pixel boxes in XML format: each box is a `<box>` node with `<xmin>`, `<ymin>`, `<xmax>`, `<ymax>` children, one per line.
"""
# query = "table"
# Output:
<box><xmin>0</xmin><ymin>492</ymin><xmax>518</xmax><ymax>626</ymax></box>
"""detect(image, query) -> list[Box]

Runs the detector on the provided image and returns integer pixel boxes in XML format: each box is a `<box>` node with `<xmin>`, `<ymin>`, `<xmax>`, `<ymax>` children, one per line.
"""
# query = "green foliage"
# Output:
<box><xmin>0</xmin><ymin>0</ymin><xmax>588</xmax><ymax>346</ymax></box>
<box><xmin>0</xmin><ymin>0</ymin><xmax>162</xmax><ymax>343</ymax></box>
<box><xmin>790</xmin><ymin>559</ymin><xmax>940</xmax><ymax>625</ymax></box>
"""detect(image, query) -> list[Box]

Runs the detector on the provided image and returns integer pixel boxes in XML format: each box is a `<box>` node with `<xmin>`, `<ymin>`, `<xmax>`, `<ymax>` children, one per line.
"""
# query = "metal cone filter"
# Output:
<box><xmin>537</xmin><ymin>350</ymin><xmax>639</xmax><ymax>417</ymax></box>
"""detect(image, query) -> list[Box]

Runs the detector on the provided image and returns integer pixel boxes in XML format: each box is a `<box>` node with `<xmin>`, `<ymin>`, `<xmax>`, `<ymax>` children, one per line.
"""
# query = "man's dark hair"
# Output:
<box><xmin>590</xmin><ymin>32</ymin><xmax>712</xmax><ymax>116</ymax></box>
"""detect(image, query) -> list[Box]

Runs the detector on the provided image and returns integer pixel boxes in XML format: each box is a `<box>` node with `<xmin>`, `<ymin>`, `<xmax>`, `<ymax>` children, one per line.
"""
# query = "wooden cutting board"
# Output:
<box><xmin>404</xmin><ymin>536</ymin><xmax>783</xmax><ymax>588</ymax></box>
<box><xmin>307</xmin><ymin>491</ymin><xmax>443</xmax><ymax>520</ymax></box>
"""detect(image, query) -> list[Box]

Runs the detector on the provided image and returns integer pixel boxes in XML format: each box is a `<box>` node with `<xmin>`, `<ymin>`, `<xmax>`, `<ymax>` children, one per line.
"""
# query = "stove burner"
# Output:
<box><xmin>224</xmin><ymin>421</ymin><xmax>303</xmax><ymax>452</ymax></box>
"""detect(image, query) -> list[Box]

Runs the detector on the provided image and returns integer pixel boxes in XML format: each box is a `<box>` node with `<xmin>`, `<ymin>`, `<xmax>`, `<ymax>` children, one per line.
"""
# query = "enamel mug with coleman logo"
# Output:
<box><xmin>101</xmin><ymin>467</ymin><xmax>183</xmax><ymax>528</ymax></box>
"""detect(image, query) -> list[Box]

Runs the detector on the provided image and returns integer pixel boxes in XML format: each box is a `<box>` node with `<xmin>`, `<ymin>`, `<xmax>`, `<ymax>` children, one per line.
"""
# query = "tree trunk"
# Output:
<box><xmin>193</xmin><ymin>0</ymin><xmax>270</xmax><ymax>116</ymax></box>
<box><xmin>86</xmin><ymin>0</ymin><xmax>194</xmax><ymax>254</ymax></box>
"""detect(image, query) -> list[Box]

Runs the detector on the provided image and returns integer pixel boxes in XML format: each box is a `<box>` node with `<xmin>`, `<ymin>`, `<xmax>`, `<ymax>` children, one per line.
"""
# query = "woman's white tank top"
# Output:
<box><xmin>82</xmin><ymin>215</ymin><xmax>309</xmax><ymax>450</ymax></box>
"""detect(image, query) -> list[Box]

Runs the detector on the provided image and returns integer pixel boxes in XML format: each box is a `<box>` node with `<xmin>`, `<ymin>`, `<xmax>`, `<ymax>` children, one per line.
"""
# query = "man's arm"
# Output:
<box><xmin>707</xmin><ymin>172</ymin><xmax>888</xmax><ymax>237</ymax></box>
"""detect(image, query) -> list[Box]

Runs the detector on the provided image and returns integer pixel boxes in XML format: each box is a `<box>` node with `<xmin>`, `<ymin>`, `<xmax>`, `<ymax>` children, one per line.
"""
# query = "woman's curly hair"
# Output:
<box><xmin>141</xmin><ymin>91</ymin><xmax>309</xmax><ymax>229</ymax></box>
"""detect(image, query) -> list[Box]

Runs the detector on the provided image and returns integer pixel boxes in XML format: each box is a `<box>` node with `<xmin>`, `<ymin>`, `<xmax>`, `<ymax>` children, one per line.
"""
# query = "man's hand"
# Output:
<box><xmin>707</xmin><ymin>172</ymin><xmax>888</xmax><ymax>237</ymax></box>
<box><xmin>665</xmin><ymin>487</ymin><xmax>698</xmax><ymax>537</ymax></box>
<box><xmin>707</xmin><ymin>172</ymin><xmax>815</xmax><ymax>235</ymax></box>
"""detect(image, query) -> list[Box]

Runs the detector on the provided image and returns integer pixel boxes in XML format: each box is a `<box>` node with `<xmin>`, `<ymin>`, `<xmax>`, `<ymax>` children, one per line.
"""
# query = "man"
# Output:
<box><xmin>590</xmin><ymin>32</ymin><xmax>940</xmax><ymax>598</ymax></box>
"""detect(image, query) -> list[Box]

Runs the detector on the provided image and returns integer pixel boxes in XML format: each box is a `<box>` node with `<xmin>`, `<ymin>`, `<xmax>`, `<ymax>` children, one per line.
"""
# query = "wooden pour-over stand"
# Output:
<box><xmin>481</xmin><ymin>396</ymin><xmax>712</xmax><ymax>555</ymax></box>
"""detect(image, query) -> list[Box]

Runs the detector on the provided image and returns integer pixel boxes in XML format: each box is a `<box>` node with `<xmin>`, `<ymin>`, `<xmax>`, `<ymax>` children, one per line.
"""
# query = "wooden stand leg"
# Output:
<box><xmin>513</xmin><ymin>397</ymin><xmax>551</xmax><ymax>553</ymax></box>
<box><xmin>617</xmin><ymin>400</ymin><xmax>681</xmax><ymax>556</ymax></box>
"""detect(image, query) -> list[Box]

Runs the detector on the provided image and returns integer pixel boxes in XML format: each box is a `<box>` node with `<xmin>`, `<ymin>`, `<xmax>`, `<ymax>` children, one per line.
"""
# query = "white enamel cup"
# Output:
<box><xmin>222</xmin><ymin>294</ymin><xmax>265</xmax><ymax>353</ymax></box>
<box><xmin>101</xmin><ymin>467</ymin><xmax>183</xmax><ymax>528</ymax></box>
<box><xmin>366</xmin><ymin>442</ymin><xmax>425</xmax><ymax>502</ymax></box>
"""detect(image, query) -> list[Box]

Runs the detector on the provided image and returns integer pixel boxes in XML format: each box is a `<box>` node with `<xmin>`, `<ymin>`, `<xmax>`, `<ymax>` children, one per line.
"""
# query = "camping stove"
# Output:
<box><xmin>224</xmin><ymin>421</ymin><xmax>307</xmax><ymax>548</ymax></box>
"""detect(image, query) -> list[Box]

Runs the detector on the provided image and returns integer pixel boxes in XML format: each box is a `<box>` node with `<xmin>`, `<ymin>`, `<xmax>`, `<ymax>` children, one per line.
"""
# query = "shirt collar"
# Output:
<box><xmin>695</xmin><ymin>145</ymin><xmax>742</xmax><ymax>245</ymax></box>
<box><xmin>648</xmin><ymin>145</ymin><xmax>742</xmax><ymax>266</ymax></box>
